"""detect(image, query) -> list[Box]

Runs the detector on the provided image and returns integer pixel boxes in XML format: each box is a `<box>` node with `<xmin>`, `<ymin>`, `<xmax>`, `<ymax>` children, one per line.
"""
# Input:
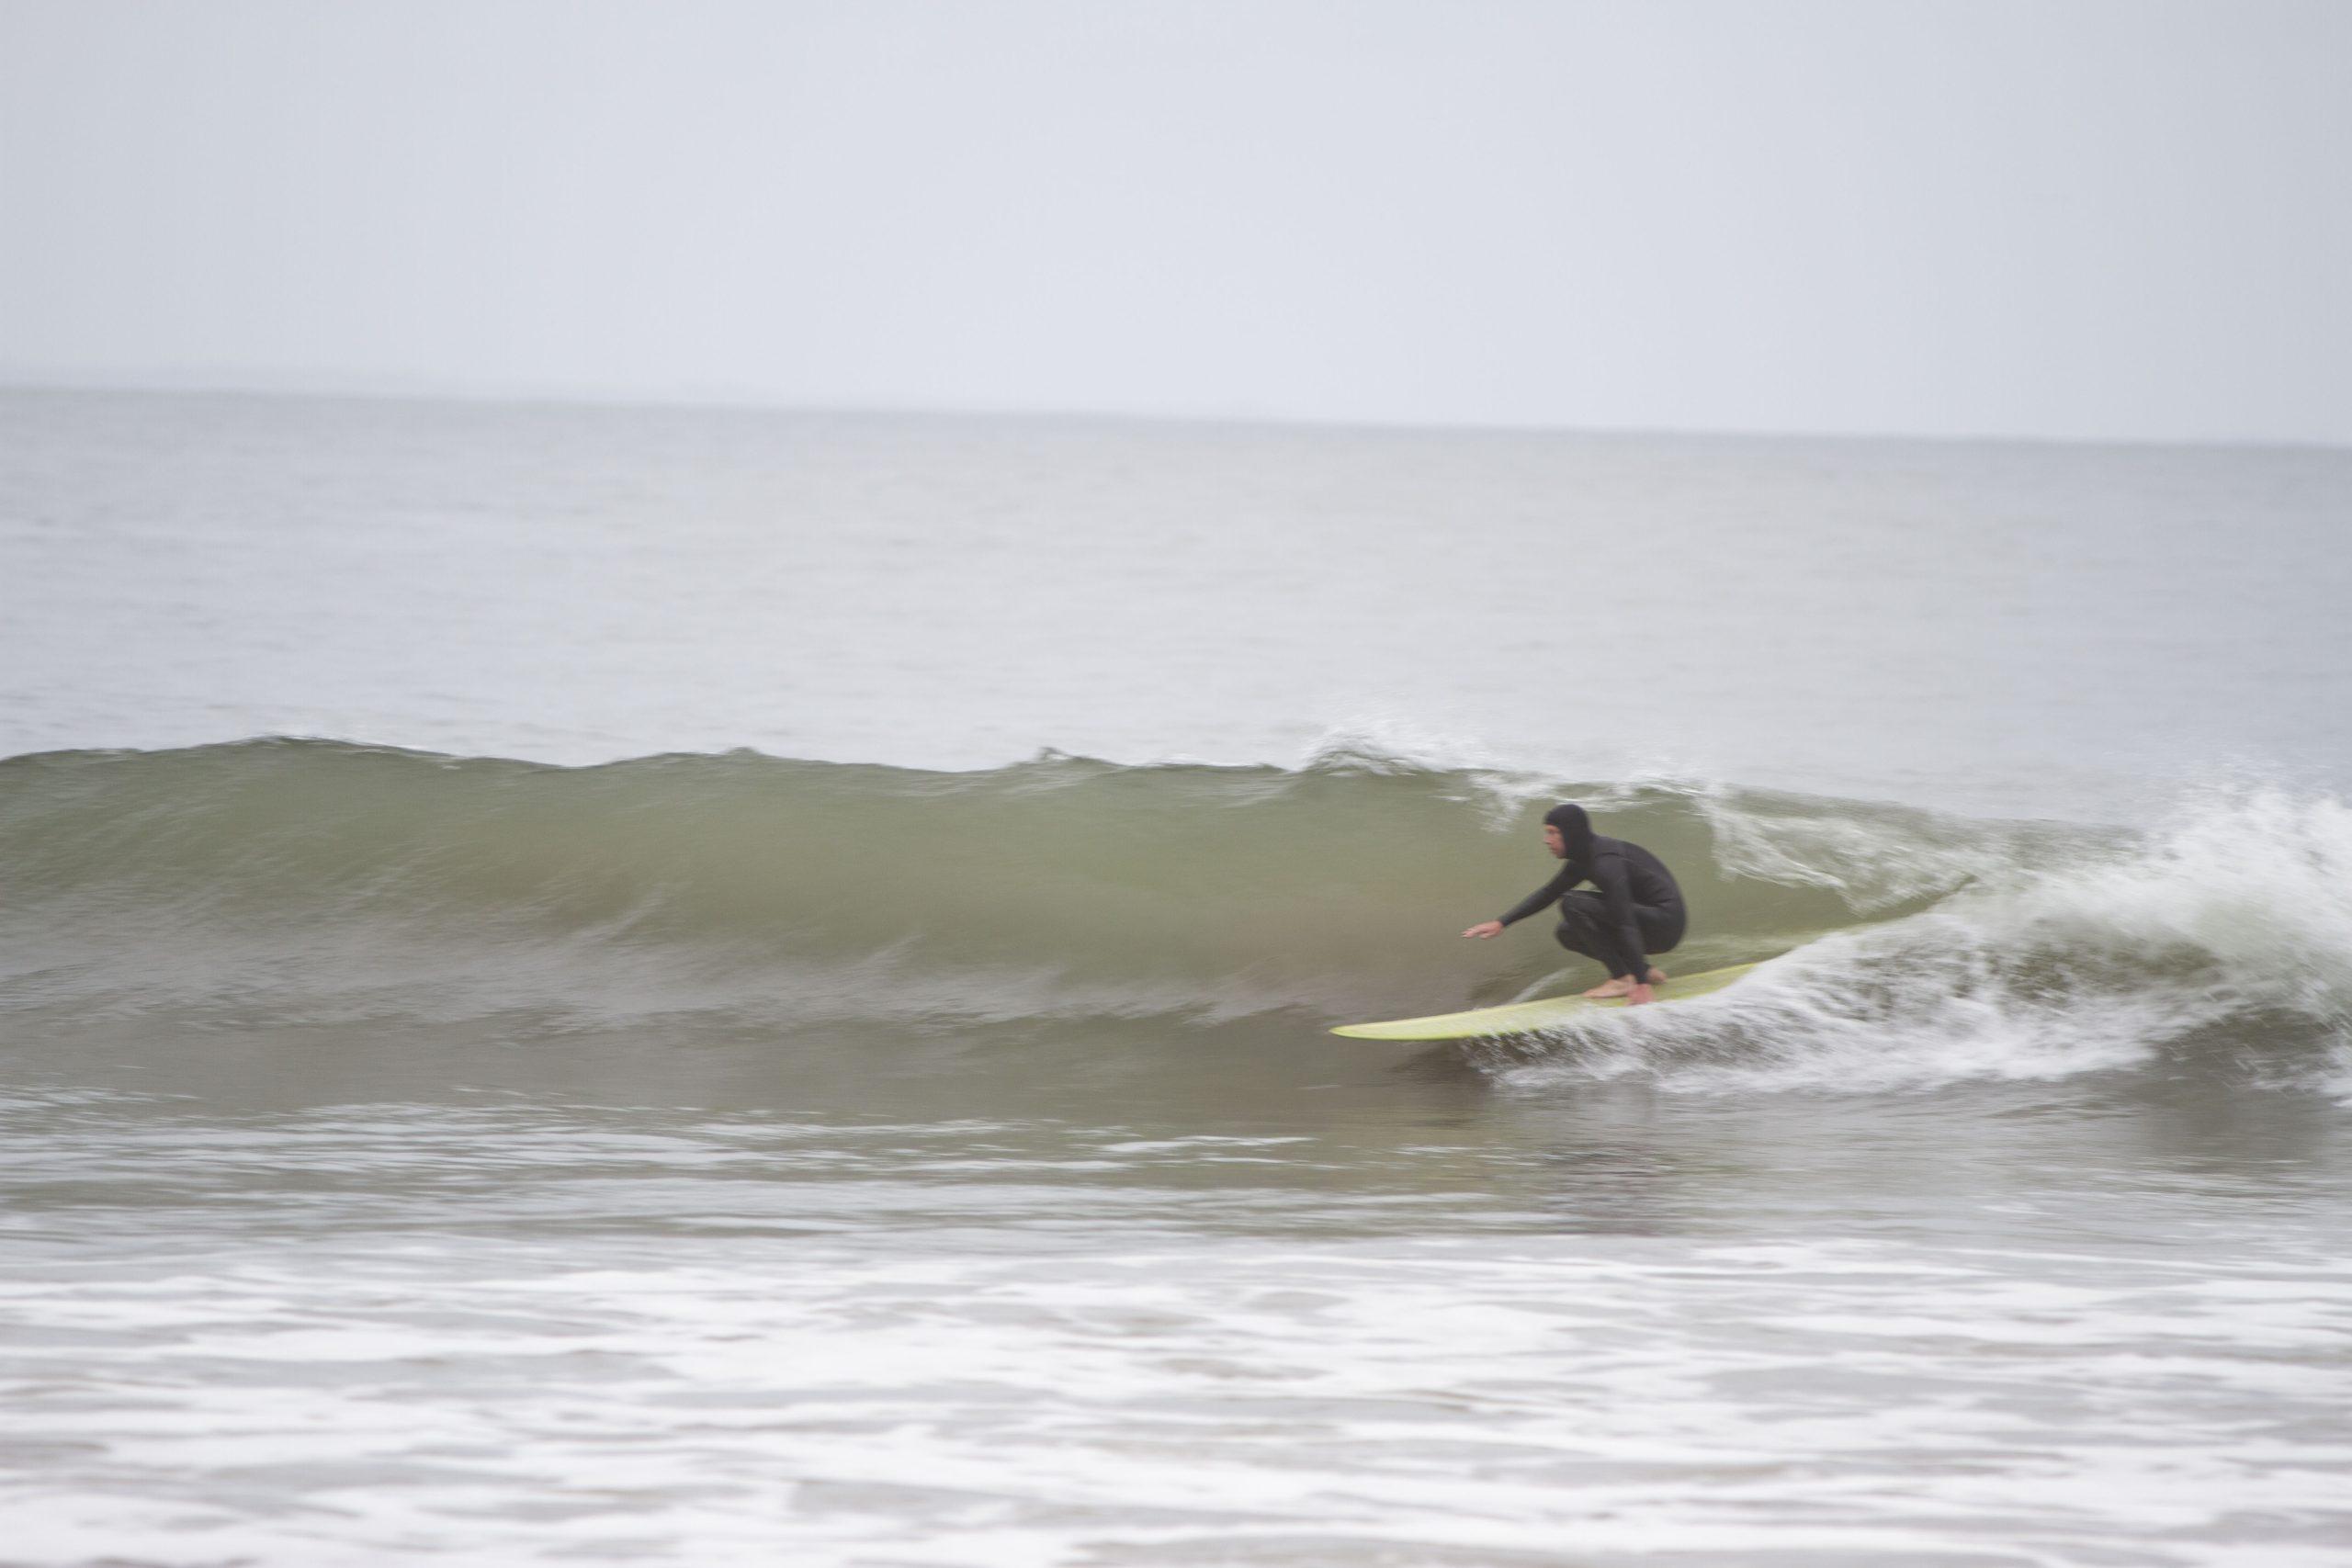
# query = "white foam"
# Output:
<box><xmin>7</xmin><ymin>1229</ymin><xmax>2348</xmax><ymax>1567</ymax></box>
<box><xmin>1506</xmin><ymin>784</ymin><xmax>2352</xmax><ymax>1098</ymax></box>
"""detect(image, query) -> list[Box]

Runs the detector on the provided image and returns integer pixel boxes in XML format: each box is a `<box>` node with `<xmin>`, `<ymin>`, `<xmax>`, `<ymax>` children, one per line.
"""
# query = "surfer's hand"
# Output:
<box><xmin>1625</xmin><ymin>982</ymin><xmax>1656</xmax><ymax>1006</ymax></box>
<box><xmin>1462</xmin><ymin>920</ymin><xmax>1504</xmax><ymax>939</ymax></box>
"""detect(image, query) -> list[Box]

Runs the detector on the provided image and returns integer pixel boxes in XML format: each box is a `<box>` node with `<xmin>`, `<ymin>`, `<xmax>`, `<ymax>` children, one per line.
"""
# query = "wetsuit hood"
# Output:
<box><xmin>1544</xmin><ymin>803</ymin><xmax>1596</xmax><ymax>865</ymax></box>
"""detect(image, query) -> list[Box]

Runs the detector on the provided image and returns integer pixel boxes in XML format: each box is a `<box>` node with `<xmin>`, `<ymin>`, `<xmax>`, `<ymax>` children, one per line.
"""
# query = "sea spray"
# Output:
<box><xmin>1509</xmin><ymin>784</ymin><xmax>2352</xmax><ymax>1097</ymax></box>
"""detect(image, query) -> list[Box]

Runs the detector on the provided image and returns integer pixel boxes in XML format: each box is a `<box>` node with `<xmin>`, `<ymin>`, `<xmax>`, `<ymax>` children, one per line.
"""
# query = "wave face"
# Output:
<box><xmin>4</xmin><ymin>739</ymin><xmax>2347</xmax><ymax>1097</ymax></box>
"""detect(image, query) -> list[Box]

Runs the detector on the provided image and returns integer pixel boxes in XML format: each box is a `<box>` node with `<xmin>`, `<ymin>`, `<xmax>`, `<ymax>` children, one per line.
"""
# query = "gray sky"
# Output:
<box><xmin>3</xmin><ymin>0</ymin><xmax>2346</xmax><ymax>444</ymax></box>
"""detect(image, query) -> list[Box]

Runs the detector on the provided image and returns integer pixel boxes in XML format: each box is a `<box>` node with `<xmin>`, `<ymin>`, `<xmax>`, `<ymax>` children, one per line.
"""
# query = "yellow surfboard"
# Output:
<box><xmin>1330</xmin><ymin>962</ymin><xmax>1764</xmax><ymax>1041</ymax></box>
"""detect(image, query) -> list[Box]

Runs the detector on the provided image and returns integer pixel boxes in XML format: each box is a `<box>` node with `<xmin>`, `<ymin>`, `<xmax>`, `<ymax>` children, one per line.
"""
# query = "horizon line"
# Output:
<box><xmin>3</xmin><ymin>368</ymin><xmax>2346</xmax><ymax>458</ymax></box>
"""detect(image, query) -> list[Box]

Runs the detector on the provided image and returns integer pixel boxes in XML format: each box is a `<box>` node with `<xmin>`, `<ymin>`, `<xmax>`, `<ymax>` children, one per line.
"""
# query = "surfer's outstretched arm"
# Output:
<box><xmin>1498</xmin><ymin>866</ymin><xmax>1577</xmax><ymax>928</ymax></box>
<box><xmin>1466</xmin><ymin>867</ymin><xmax>1578</xmax><ymax>937</ymax></box>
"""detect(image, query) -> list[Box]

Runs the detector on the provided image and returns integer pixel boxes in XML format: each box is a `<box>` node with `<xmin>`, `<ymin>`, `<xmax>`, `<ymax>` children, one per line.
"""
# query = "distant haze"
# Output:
<box><xmin>4</xmin><ymin>0</ymin><xmax>2347</xmax><ymax>444</ymax></box>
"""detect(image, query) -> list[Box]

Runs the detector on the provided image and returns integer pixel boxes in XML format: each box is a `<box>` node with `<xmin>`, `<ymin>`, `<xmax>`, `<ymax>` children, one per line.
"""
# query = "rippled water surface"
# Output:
<box><xmin>6</xmin><ymin>1089</ymin><xmax>2348</xmax><ymax>1567</ymax></box>
<box><xmin>3</xmin><ymin>389</ymin><xmax>2350</xmax><ymax>1565</ymax></box>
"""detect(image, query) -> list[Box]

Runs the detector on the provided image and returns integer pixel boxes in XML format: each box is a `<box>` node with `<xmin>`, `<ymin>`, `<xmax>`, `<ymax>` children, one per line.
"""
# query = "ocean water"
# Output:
<box><xmin>2</xmin><ymin>388</ymin><xmax>2349</xmax><ymax>1566</ymax></box>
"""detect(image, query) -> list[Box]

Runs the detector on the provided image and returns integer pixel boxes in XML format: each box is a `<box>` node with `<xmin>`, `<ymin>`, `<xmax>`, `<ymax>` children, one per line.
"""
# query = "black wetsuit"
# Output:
<box><xmin>1498</xmin><ymin>835</ymin><xmax>1686</xmax><ymax>981</ymax></box>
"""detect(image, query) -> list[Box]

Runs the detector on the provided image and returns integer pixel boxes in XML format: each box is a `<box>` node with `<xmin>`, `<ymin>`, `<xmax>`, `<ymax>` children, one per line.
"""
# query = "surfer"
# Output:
<box><xmin>1461</xmin><ymin>804</ymin><xmax>1686</xmax><ymax>1006</ymax></box>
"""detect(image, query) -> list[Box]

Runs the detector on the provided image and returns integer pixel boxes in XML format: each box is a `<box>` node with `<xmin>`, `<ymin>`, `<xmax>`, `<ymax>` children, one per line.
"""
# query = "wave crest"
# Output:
<box><xmin>4</xmin><ymin>741</ymin><xmax>2346</xmax><ymax>1095</ymax></box>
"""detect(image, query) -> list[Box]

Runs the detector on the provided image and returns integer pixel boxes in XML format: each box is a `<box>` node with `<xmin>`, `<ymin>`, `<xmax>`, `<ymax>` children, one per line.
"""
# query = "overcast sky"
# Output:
<box><xmin>3</xmin><ymin>0</ymin><xmax>2346</xmax><ymax>444</ymax></box>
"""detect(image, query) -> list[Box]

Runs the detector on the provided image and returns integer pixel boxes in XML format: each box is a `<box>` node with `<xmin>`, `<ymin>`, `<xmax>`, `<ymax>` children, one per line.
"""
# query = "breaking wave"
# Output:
<box><xmin>3</xmin><ymin>739</ymin><xmax>2346</xmax><ymax>1097</ymax></box>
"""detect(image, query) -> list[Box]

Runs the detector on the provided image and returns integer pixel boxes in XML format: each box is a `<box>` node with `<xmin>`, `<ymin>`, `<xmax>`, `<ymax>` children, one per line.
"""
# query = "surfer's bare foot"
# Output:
<box><xmin>1582</xmin><ymin>977</ymin><xmax>1636</xmax><ymax>998</ymax></box>
<box><xmin>1646</xmin><ymin>967</ymin><xmax>1667</xmax><ymax>985</ymax></box>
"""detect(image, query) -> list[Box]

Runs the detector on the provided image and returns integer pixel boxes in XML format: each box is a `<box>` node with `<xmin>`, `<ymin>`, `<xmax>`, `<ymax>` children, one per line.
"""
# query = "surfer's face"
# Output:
<box><xmin>1544</xmin><ymin>825</ymin><xmax>1566</xmax><ymax>858</ymax></box>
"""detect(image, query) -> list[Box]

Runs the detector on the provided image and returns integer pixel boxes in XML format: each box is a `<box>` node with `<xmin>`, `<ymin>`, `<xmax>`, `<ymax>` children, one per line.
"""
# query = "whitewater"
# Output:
<box><xmin>3</xmin><ymin>389</ymin><xmax>2349</xmax><ymax>1566</ymax></box>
